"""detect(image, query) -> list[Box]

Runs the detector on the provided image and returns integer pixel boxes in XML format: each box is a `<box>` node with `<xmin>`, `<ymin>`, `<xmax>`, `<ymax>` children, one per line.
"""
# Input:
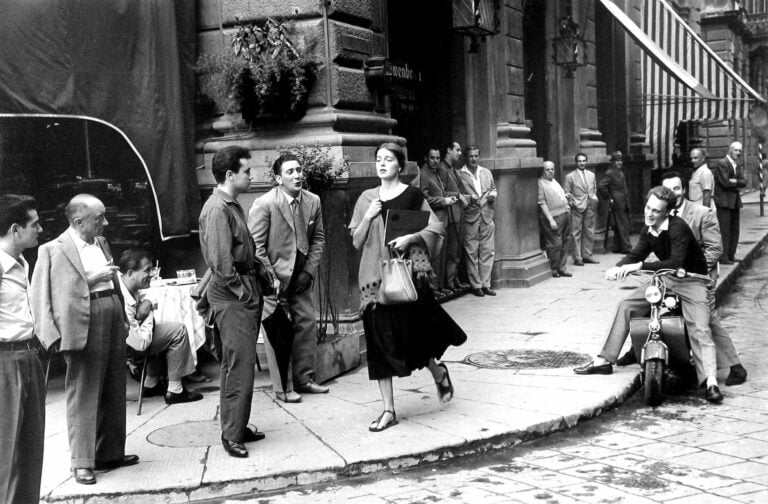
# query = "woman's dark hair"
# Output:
<box><xmin>0</xmin><ymin>194</ymin><xmax>38</xmax><ymax>237</ymax></box>
<box><xmin>271</xmin><ymin>153</ymin><xmax>301</xmax><ymax>177</ymax></box>
<box><xmin>212</xmin><ymin>146</ymin><xmax>251</xmax><ymax>183</ymax></box>
<box><xmin>377</xmin><ymin>142</ymin><xmax>406</xmax><ymax>171</ymax></box>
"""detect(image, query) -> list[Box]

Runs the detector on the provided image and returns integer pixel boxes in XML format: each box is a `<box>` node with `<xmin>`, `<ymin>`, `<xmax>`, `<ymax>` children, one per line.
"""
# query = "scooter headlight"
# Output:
<box><xmin>663</xmin><ymin>296</ymin><xmax>677</xmax><ymax>309</ymax></box>
<box><xmin>645</xmin><ymin>285</ymin><xmax>662</xmax><ymax>303</ymax></box>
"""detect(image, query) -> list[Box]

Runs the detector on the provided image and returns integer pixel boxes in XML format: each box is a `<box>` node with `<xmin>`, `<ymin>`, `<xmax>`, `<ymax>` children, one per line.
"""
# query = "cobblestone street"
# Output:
<box><xmin>213</xmin><ymin>248</ymin><xmax>768</xmax><ymax>504</ymax></box>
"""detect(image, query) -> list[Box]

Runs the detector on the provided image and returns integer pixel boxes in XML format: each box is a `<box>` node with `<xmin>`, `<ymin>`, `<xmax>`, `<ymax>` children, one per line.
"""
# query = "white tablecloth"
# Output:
<box><xmin>142</xmin><ymin>280</ymin><xmax>206</xmax><ymax>364</ymax></box>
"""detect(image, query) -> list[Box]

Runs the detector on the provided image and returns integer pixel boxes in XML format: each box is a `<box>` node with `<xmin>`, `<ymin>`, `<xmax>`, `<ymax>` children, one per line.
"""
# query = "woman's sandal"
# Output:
<box><xmin>368</xmin><ymin>410</ymin><xmax>398</xmax><ymax>432</ymax></box>
<box><xmin>435</xmin><ymin>363</ymin><xmax>454</xmax><ymax>403</ymax></box>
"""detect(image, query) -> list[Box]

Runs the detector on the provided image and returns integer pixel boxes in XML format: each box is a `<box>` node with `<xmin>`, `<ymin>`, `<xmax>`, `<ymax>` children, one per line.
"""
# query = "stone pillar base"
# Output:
<box><xmin>492</xmin><ymin>250</ymin><xmax>552</xmax><ymax>288</ymax></box>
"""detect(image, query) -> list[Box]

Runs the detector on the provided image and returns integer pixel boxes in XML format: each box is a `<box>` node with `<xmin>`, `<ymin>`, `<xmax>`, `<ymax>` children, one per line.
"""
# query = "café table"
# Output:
<box><xmin>142</xmin><ymin>278</ymin><xmax>206</xmax><ymax>365</ymax></box>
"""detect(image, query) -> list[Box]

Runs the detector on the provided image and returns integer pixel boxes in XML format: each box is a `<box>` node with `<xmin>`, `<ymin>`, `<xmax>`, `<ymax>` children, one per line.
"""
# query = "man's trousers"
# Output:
<box><xmin>146</xmin><ymin>322</ymin><xmax>196</xmax><ymax>382</ymax></box>
<box><xmin>599</xmin><ymin>277</ymin><xmax>717</xmax><ymax>383</ymax></box>
<box><xmin>570</xmin><ymin>206</ymin><xmax>596</xmax><ymax>261</ymax></box>
<box><xmin>611</xmin><ymin>206</ymin><xmax>632</xmax><ymax>253</ymax></box>
<box><xmin>63</xmin><ymin>294</ymin><xmax>126</xmax><ymax>469</ymax></box>
<box><xmin>208</xmin><ymin>276</ymin><xmax>262</xmax><ymax>443</ymax></box>
<box><xmin>0</xmin><ymin>346</ymin><xmax>45</xmax><ymax>503</ymax></box>
<box><xmin>462</xmin><ymin>217</ymin><xmax>495</xmax><ymax>289</ymax></box>
<box><xmin>708</xmin><ymin>282</ymin><xmax>741</xmax><ymax>369</ymax></box>
<box><xmin>539</xmin><ymin>212</ymin><xmax>570</xmax><ymax>272</ymax></box>
<box><xmin>716</xmin><ymin>207</ymin><xmax>741</xmax><ymax>261</ymax></box>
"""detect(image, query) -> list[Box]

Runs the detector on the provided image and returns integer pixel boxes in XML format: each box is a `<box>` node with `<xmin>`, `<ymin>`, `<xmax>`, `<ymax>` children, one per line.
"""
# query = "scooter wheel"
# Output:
<box><xmin>643</xmin><ymin>359</ymin><xmax>665</xmax><ymax>407</ymax></box>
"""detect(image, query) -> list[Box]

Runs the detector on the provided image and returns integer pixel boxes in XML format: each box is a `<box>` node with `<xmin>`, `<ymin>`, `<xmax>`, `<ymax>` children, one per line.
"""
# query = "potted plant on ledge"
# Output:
<box><xmin>196</xmin><ymin>18</ymin><xmax>317</xmax><ymax>125</ymax></box>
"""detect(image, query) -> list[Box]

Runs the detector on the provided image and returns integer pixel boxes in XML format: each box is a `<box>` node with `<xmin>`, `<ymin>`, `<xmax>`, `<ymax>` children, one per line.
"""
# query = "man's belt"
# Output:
<box><xmin>234</xmin><ymin>265</ymin><xmax>257</xmax><ymax>277</ymax></box>
<box><xmin>0</xmin><ymin>339</ymin><xmax>38</xmax><ymax>352</ymax></box>
<box><xmin>90</xmin><ymin>289</ymin><xmax>116</xmax><ymax>300</ymax></box>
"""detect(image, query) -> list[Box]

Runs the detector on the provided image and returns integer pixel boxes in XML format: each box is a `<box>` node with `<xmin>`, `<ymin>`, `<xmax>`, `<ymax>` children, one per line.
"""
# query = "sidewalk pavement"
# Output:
<box><xmin>40</xmin><ymin>191</ymin><xmax>768</xmax><ymax>503</ymax></box>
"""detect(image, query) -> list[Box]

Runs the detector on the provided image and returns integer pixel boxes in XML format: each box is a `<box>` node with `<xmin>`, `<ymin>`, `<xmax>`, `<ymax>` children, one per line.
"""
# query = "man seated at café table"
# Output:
<box><xmin>118</xmin><ymin>248</ymin><xmax>203</xmax><ymax>404</ymax></box>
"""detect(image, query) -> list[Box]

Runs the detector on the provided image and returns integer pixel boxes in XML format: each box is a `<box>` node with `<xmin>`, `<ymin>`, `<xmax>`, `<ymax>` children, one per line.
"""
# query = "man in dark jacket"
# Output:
<box><xmin>712</xmin><ymin>141</ymin><xmax>747</xmax><ymax>264</ymax></box>
<box><xmin>598</xmin><ymin>151</ymin><xmax>632</xmax><ymax>253</ymax></box>
<box><xmin>573</xmin><ymin>186</ymin><xmax>722</xmax><ymax>403</ymax></box>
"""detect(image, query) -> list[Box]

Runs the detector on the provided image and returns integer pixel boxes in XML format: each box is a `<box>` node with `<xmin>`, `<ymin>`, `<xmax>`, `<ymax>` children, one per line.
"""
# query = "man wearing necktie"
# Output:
<box><xmin>32</xmin><ymin>194</ymin><xmax>138</xmax><ymax>484</ymax></box>
<box><xmin>564</xmin><ymin>152</ymin><xmax>599</xmax><ymax>266</ymax></box>
<box><xmin>249</xmin><ymin>154</ymin><xmax>328</xmax><ymax>400</ymax></box>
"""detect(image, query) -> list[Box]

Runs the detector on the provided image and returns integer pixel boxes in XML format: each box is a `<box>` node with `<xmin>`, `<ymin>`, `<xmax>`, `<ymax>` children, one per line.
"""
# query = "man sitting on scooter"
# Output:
<box><xmin>573</xmin><ymin>186</ymin><xmax>723</xmax><ymax>403</ymax></box>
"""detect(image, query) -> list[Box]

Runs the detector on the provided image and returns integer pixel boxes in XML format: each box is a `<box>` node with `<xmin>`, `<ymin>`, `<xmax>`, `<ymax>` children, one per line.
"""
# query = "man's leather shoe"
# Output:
<box><xmin>573</xmin><ymin>361</ymin><xmax>613</xmax><ymax>375</ymax></box>
<box><xmin>726</xmin><ymin>364</ymin><xmax>747</xmax><ymax>386</ymax></box>
<box><xmin>221</xmin><ymin>435</ymin><xmax>248</xmax><ymax>458</ymax></box>
<box><xmin>558</xmin><ymin>270</ymin><xmax>573</xmax><ymax>277</ymax></box>
<box><xmin>296</xmin><ymin>379</ymin><xmax>329</xmax><ymax>394</ymax></box>
<box><xmin>454</xmin><ymin>281</ymin><xmax>470</xmax><ymax>290</ymax></box>
<box><xmin>583</xmin><ymin>257</ymin><xmax>600</xmax><ymax>264</ymax></box>
<box><xmin>142</xmin><ymin>383</ymin><xmax>165</xmax><ymax>398</ymax></box>
<box><xmin>243</xmin><ymin>424</ymin><xmax>266</xmax><ymax>442</ymax></box>
<box><xmin>706</xmin><ymin>385</ymin><xmax>724</xmax><ymax>403</ymax></box>
<box><xmin>73</xmin><ymin>468</ymin><xmax>96</xmax><ymax>485</ymax></box>
<box><xmin>165</xmin><ymin>388</ymin><xmax>203</xmax><ymax>405</ymax></box>
<box><xmin>616</xmin><ymin>350</ymin><xmax>637</xmax><ymax>366</ymax></box>
<box><xmin>719</xmin><ymin>258</ymin><xmax>734</xmax><ymax>265</ymax></box>
<box><xmin>482</xmin><ymin>287</ymin><xmax>496</xmax><ymax>296</ymax></box>
<box><xmin>471</xmin><ymin>288</ymin><xmax>485</xmax><ymax>297</ymax></box>
<box><xmin>275</xmin><ymin>390</ymin><xmax>302</xmax><ymax>403</ymax></box>
<box><xmin>573</xmin><ymin>260</ymin><xmax>584</xmax><ymax>266</ymax></box>
<box><xmin>94</xmin><ymin>454</ymin><xmax>140</xmax><ymax>471</ymax></box>
<box><xmin>552</xmin><ymin>270</ymin><xmax>561</xmax><ymax>278</ymax></box>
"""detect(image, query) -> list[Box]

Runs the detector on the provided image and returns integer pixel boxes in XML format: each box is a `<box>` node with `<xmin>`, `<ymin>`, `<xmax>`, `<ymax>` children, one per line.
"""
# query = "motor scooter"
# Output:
<box><xmin>628</xmin><ymin>269</ymin><xmax>710</xmax><ymax>406</ymax></box>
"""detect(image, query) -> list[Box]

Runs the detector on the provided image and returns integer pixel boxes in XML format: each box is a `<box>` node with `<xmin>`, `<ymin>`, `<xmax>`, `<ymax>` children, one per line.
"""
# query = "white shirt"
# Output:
<box><xmin>689</xmin><ymin>164</ymin><xmax>715</xmax><ymax>209</ymax></box>
<box><xmin>460</xmin><ymin>166</ymin><xmax>483</xmax><ymax>195</ymax></box>
<box><xmin>69</xmin><ymin>228</ymin><xmax>113</xmax><ymax>292</ymax></box>
<box><xmin>648</xmin><ymin>217</ymin><xmax>670</xmax><ymax>237</ymax></box>
<box><xmin>118</xmin><ymin>277</ymin><xmax>154</xmax><ymax>351</ymax></box>
<box><xmin>0</xmin><ymin>249</ymin><xmax>34</xmax><ymax>342</ymax></box>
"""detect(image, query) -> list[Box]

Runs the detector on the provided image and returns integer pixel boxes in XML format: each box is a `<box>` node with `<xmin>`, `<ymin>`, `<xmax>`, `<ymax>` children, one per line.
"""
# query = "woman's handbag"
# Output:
<box><xmin>377</xmin><ymin>248</ymin><xmax>418</xmax><ymax>305</ymax></box>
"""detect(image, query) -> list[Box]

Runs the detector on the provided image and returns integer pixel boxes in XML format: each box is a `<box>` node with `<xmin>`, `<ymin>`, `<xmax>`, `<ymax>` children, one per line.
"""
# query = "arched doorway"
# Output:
<box><xmin>523</xmin><ymin>0</ymin><xmax>549</xmax><ymax>159</ymax></box>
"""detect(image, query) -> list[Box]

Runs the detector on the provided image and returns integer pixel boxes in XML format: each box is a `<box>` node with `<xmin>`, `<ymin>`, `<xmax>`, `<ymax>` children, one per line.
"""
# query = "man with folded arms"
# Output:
<box><xmin>118</xmin><ymin>248</ymin><xmax>203</xmax><ymax>404</ymax></box>
<box><xmin>574</xmin><ymin>186</ymin><xmax>722</xmax><ymax>403</ymax></box>
<box><xmin>32</xmin><ymin>194</ymin><xmax>139</xmax><ymax>484</ymax></box>
<box><xmin>0</xmin><ymin>194</ymin><xmax>45</xmax><ymax>502</ymax></box>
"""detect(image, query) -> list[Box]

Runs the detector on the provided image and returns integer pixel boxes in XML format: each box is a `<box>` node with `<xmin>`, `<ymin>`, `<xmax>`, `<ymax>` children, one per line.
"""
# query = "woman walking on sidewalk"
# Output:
<box><xmin>349</xmin><ymin>143</ymin><xmax>467</xmax><ymax>432</ymax></box>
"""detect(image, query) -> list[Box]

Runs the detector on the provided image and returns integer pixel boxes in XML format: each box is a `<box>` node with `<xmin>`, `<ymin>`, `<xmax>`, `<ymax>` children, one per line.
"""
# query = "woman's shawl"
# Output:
<box><xmin>348</xmin><ymin>187</ymin><xmax>445</xmax><ymax>312</ymax></box>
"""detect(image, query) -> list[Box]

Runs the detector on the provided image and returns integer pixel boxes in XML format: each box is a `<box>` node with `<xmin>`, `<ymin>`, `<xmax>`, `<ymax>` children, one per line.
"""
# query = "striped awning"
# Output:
<box><xmin>599</xmin><ymin>0</ymin><xmax>765</xmax><ymax>167</ymax></box>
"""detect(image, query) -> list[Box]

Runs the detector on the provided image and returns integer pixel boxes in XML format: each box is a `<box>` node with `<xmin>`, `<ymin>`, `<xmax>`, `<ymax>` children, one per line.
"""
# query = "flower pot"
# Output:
<box><xmin>315</xmin><ymin>331</ymin><xmax>361</xmax><ymax>384</ymax></box>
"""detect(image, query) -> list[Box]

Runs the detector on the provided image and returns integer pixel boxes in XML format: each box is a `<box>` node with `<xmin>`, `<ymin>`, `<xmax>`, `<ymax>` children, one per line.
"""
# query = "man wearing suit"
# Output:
<box><xmin>458</xmin><ymin>145</ymin><xmax>497</xmax><ymax>297</ymax></box>
<box><xmin>32</xmin><ymin>194</ymin><xmax>138</xmax><ymax>485</ymax></box>
<box><xmin>660</xmin><ymin>173</ymin><xmax>747</xmax><ymax>386</ymax></box>
<box><xmin>574</xmin><ymin>186</ymin><xmax>722</xmax><ymax>403</ymax></box>
<box><xmin>0</xmin><ymin>195</ymin><xmax>45</xmax><ymax>503</ymax></box>
<box><xmin>199</xmin><ymin>146</ymin><xmax>266</xmax><ymax>458</ymax></box>
<box><xmin>712</xmin><ymin>141</ymin><xmax>747</xmax><ymax>264</ymax></box>
<box><xmin>441</xmin><ymin>142</ymin><xmax>470</xmax><ymax>290</ymax></box>
<box><xmin>249</xmin><ymin>154</ymin><xmax>328</xmax><ymax>402</ymax></box>
<box><xmin>598</xmin><ymin>151</ymin><xmax>633</xmax><ymax>253</ymax></box>
<box><xmin>418</xmin><ymin>147</ymin><xmax>463</xmax><ymax>295</ymax></box>
<box><xmin>564</xmin><ymin>152</ymin><xmax>600</xmax><ymax>266</ymax></box>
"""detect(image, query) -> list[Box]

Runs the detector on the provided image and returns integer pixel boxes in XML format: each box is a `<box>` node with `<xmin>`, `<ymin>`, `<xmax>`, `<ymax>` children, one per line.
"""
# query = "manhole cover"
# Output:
<box><xmin>147</xmin><ymin>420</ymin><xmax>221</xmax><ymax>447</ymax></box>
<box><xmin>464</xmin><ymin>349</ymin><xmax>592</xmax><ymax>369</ymax></box>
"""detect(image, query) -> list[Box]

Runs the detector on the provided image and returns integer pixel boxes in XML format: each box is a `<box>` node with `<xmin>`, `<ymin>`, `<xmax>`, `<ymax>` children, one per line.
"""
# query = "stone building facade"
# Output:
<box><xmin>194</xmin><ymin>0</ymin><xmax>765</xmax><ymax>332</ymax></box>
